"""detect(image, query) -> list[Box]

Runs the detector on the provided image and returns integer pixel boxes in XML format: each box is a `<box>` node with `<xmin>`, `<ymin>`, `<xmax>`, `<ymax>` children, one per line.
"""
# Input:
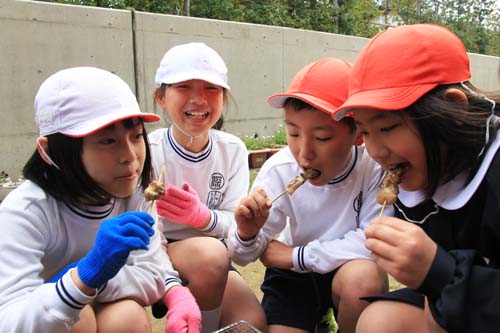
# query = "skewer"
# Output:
<box><xmin>379</xmin><ymin>201</ymin><xmax>387</xmax><ymax>217</ymax></box>
<box><xmin>270</xmin><ymin>169</ymin><xmax>319</xmax><ymax>204</ymax></box>
<box><xmin>271</xmin><ymin>189</ymin><xmax>289</xmax><ymax>204</ymax></box>
<box><xmin>147</xmin><ymin>165</ymin><xmax>166</xmax><ymax>214</ymax></box>
<box><xmin>158</xmin><ymin>165</ymin><xmax>165</xmax><ymax>183</ymax></box>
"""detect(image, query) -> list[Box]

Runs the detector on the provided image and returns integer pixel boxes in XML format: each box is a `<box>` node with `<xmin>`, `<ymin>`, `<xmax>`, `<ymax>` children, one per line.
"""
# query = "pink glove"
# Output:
<box><xmin>156</xmin><ymin>182</ymin><xmax>210</xmax><ymax>229</ymax></box>
<box><xmin>164</xmin><ymin>286</ymin><xmax>201</xmax><ymax>333</ymax></box>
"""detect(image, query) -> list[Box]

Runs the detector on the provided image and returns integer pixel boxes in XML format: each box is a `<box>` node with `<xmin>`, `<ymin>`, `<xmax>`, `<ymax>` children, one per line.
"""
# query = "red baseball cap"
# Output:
<box><xmin>334</xmin><ymin>24</ymin><xmax>471</xmax><ymax>120</ymax></box>
<box><xmin>267</xmin><ymin>58</ymin><xmax>352</xmax><ymax>115</ymax></box>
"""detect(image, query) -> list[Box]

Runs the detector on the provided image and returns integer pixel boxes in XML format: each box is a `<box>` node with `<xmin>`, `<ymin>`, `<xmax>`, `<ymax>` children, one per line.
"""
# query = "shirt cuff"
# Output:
<box><xmin>235</xmin><ymin>227</ymin><xmax>258</xmax><ymax>246</ymax></box>
<box><xmin>417</xmin><ymin>245</ymin><xmax>456</xmax><ymax>300</ymax></box>
<box><xmin>292</xmin><ymin>246</ymin><xmax>309</xmax><ymax>272</ymax></box>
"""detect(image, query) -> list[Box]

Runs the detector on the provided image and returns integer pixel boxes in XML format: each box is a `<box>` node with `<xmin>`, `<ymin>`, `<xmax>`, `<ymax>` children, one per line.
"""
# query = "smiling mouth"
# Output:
<box><xmin>186</xmin><ymin>111</ymin><xmax>209</xmax><ymax>119</ymax></box>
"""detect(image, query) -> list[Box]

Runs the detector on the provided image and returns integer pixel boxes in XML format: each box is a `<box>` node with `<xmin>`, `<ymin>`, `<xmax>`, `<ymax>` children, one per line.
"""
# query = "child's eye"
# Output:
<box><xmin>99</xmin><ymin>138</ymin><xmax>115</xmax><ymax>145</ymax></box>
<box><xmin>287</xmin><ymin>133</ymin><xmax>299</xmax><ymax>138</ymax></box>
<box><xmin>316</xmin><ymin>137</ymin><xmax>332</xmax><ymax>142</ymax></box>
<box><xmin>134</xmin><ymin>133</ymin><xmax>144</xmax><ymax>140</ymax></box>
<box><xmin>380</xmin><ymin>124</ymin><xmax>398</xmax><ymax>132</ymax></box>
<box><xmin>206</xmin><ymin>85</ymin><xmax>221</xmax><ymax>91</ymax></box>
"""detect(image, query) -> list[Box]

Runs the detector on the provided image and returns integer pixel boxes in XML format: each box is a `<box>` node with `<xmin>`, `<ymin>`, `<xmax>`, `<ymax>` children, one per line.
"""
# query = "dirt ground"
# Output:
<box><xmin>150</xmin><ymin>260</ymin><xmax>402</xmax><ymax>332</ymax></box>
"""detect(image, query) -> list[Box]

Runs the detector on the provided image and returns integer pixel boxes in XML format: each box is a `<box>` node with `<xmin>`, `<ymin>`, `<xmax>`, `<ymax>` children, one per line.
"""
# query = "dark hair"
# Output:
<box><xmin>283</xmin><ymin>97</ymin><xmax>356</xmax><ymax>132</ymax></box>
<box><xmin>406</xmin><ymin>82</ymin><xmax>500</xmax><ymax>196</ymax></box>
<box><xmin>23</xmin><ymin>118</ymin><xmax>154</xmax><ymax>206</ymax></box>
<box><xmin>154</xmin><ymin>83</ymin><xmax>229</xmax><ymax>130</ymax></box>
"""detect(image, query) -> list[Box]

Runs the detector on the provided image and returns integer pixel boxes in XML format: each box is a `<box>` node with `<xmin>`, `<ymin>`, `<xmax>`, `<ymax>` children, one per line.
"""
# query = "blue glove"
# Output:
<box><xmin>77</xmin><ymin>211</ymin><xmax>155</xmax><ymax>288</ymax></box>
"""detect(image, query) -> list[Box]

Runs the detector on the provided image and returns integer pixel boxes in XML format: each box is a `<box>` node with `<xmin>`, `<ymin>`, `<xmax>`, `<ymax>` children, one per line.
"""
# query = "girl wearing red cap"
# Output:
<box><xmin>0</xmin><ymin>67</ymin><xmax>200</xmax><ymax>332</ymax></box>
<box><xmin>334</xmin><ymin>24</ymin><xmax>500</xmax><ymax>333</ymax></box>
<box><xmin>149</xmin><ymin>43</ymin><xmax>266</xmax><ymax>332</ymax></box>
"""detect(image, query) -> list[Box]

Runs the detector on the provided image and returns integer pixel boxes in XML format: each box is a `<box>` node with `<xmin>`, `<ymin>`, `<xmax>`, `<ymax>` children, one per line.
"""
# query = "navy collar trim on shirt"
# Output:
<box><xmin>167</xmin><ymin>128</ymin><xmax>212</xmax><ymax>163</ymax></box>
<box><xmin>65</xmin><ymin>199</ymin><xmax>115</xmax><ymax>220</ymax></box>
<box><xmin>328</xmin><ymin>146</ymin><xmax>358</xmax><ymax>185</ymax></box>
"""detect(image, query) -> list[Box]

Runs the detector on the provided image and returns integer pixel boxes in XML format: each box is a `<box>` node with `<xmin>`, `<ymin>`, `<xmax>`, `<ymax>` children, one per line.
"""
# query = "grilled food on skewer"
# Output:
<box><xmin>144</xmin><ymin>166</ymin><xmax>166</xmax><ymax>213</ymax></box>
<box><xmin>271</xmin><ymin>169</ymin><xmax>320</xmax><ymax>203</ymax></box>
<box><xmin>376</xmin><ymin>167</ymin><xmax>403</xmax><ymax>216</ymax></box>
<box><xmin>144</xmin><ymin>180</ymin><xmax>165</xmax><ymax>201</ymax></box>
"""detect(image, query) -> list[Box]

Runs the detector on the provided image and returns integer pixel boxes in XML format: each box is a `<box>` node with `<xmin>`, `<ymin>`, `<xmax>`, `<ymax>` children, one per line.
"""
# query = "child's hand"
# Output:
<box><xmin>156</xmin><ymin>182</ymin><xmax>210</xmax><ymax>229</ymax></box>
<box><xmin>164</xmin><ymin>286</ymin><xmax>201</xmax><ymax>333</ymax></box>
<box><xmin>364</xmin><ymin>216</ymin><xmax>437</xmax><ymax>289</ymax></box>
<box><xmin>235</xmin><ymin>188</ymin><xmax>271</xmax><ymax>240</ymax></box>
<box><xmin>260</xmin><ymin>240</ymin><xmax>293</xmax><ymax>269</ymax></box>
<box><xmin>77</xmin><ymin>212</ymin><xmax>154</xmax><ymax>288</ymax></box>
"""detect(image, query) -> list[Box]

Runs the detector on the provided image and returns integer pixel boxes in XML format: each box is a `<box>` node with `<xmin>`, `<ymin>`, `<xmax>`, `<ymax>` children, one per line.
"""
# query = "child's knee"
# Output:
<box><xmin>187</xmin><ymin>238</ymin><xmax>230</xmax><ymax>282</ymax></box>
<box><xmin>95</xmin><ymin>299</ymin><xmax>151</xmax><ymax>332</ymax></box>
<box><xmin>71</xmin><ymin>305</ymin><xmax>96</xmax><ymax>333</ymax></box>
<box><xmin>333</xmin><ymin>260</ymin><xmax>388</xmax><ymax>299</ymax></box>
<box><xmin>357</xmin><ymin>301</ymin><xmax>426</xmax><ymax>333</ymax></box>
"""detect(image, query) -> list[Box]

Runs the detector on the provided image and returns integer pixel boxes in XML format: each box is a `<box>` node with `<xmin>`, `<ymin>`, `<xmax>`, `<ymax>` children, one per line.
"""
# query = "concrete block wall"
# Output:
<box><xmin>1</xmin><ymin>0</ymin><xmax>499</xmax><ymax>177</ymax></box>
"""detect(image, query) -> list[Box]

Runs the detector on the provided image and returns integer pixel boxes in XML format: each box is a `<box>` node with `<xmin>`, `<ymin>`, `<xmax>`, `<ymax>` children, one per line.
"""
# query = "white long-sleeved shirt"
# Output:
<box><xmin>0</xmin><ymin>180</ymin><xmax>179</xmax><ymax>332</ymax></box>
<box><xmin>228</xmin><ymin>145</ymin><xmax>392</xmax><ymax>274</ymax></box>
<box><xmin>148</xmin><ymin>127</ymin><xmax>249</xmax><ymax>240</ymax></box>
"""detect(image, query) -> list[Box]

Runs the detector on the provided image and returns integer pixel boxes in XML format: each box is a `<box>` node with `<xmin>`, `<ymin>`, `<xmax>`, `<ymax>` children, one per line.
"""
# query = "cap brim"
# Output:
<box><xmin>156</xmin><ymin>72</ymin><xmax>230</xmax><ymax>90</ymax></box>
<box><xmin>63</xmin><ymin>112</ymin><xmax>161</xmax><ymax>138</ymax></box>
<box><xmin>267</xmin><ymin>92</ymin><xmax>340</xmax><ymax>114</ymax></box>
<box><xmin>334</xmin><ymin>83</ymin><xmax>438</xmax><ymax>120</ymax></box>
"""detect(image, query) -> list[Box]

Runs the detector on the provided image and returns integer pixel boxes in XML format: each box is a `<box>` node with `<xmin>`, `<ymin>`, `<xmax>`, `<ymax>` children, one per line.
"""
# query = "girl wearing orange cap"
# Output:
<box><xmin>334</xmin><ymin>24</ymin><xmax>500</xmax><ymax>333</ymax></box>
<box><xmin>149</xmin><ymin>42</ymin><xmax>266</xmax><ymax>333</ymax></box>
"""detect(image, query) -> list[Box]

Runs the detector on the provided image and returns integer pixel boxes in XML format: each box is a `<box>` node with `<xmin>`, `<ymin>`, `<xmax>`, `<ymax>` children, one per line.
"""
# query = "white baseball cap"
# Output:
<box><xmin>35</xmin><ymin>67</ymin><xmax>160</xmax><ymax>137</ymax></box>
<box><xmin>154</xmin><ymin>42</ymin><xmax>230</xmax><ymax>90</ymax></box>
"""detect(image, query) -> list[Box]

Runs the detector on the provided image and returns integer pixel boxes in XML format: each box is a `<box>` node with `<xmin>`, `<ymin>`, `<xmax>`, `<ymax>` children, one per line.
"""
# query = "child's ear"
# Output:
<box><xmin>443</xmin><ymin>88</ymin><xmax>468</xmax><ymax>104</ymax></box>
<box><xmin>443</xmin><ymin>88</ymin><xmax>468</xmax><ymax>125</ymax></box>
<box><xmin>155</xmin><ymin>87</ymin><xmax>166</xmax><ymax>107</ymax></box>
<box><xmin>36</xmin><ymin>137</ymin><xmax>52</xmax><ymax>166</ymax></box>
<box><xmin>354</xmin><ymin>130</ymin><xmax>363</xmax><ymax>146</ymax></box>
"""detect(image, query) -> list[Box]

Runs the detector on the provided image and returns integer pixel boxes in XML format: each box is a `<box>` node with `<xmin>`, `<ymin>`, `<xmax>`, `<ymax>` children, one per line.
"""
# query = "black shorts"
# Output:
<box><xmin>361</xmin><ymin>287</ymin><xmax>425</xmax><ymax>308</ymax></box>
<box><xmin>261</xmin><ymin>267</ymin><xmax>336</xmax><ymax>332</ymax></box>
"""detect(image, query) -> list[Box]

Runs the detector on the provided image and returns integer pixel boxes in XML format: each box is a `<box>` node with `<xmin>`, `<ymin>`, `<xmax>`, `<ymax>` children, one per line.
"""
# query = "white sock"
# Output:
<box><xmin>201</xmin><ymin>306</ymin><xmax>222</xmax><ymax>333</ymax></box>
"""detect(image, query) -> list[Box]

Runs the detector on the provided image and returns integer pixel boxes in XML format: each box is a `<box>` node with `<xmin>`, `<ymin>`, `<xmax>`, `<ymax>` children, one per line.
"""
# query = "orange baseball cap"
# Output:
<box><xmin>267</xmin><ymin>58</ymin><xmax>352</xmax><ymax>115</ymax></box>
<box><xmin>334</xmin><ymin>24</ymin><xmax>471</xmax><ymax>120</ymax></box>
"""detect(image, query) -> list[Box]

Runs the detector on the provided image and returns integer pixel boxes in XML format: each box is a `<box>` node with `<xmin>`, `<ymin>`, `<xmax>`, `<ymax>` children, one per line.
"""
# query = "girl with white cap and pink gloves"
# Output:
<box><xmin>0</xmin><ymin>67</ymin><xmax>201</xmax><ymax>332</ymax></box>
<box><xmin>149</xmin><ymin>43</ymin><xmax>267</xmax><ymax>333</ymax></box>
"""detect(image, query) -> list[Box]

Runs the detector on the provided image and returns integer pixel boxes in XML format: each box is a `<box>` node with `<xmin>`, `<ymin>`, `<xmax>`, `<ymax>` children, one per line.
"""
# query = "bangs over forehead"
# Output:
<box><xmin>96</xmin><ymin>117</ymin><xmax>144</xmax><ymax>133</ymax></box>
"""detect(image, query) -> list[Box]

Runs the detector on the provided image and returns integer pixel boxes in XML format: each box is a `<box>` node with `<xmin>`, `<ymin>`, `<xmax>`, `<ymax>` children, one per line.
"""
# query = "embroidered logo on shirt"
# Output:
<box><xmin>353</xmin><ymin>190</ymin><xmax>363</xmax><ymax>228</ymax></box>
<box><xmin>209</xmin><ymin>173</ymin><xmax>225</xmax><ymax>190</ymax></box>
<box><xmin>207</xmin><ymin>191</ymin><xmax>223</xmax><ymax>209</ymax></box>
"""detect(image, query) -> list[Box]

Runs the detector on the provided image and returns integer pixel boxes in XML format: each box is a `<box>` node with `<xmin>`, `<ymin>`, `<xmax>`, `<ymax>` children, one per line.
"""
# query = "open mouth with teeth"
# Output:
<box><xmin>186</xmin><ymin>111</ymin><xmax>209</xmax><ymax>119</ymax></box>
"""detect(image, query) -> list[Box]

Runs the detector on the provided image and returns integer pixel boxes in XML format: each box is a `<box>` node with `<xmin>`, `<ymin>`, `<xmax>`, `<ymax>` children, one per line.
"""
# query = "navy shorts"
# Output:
<box><xmin>361</xmin><ymin>287</ymin><xmax>425</xmax><ymax>308</ymax></box>
<box><xmin>261</xmin><ymin>267</ymin><xmax>337</xmax><ymax>332</ymax></box>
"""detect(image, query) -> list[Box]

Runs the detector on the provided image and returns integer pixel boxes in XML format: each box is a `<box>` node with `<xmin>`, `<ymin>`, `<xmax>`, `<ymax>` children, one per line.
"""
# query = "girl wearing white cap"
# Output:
<box><xmin>150</xmin><ymin>43</ymin><xmax>267</xmax><ymax>332</ymax></box>
<box><xmin>0</xmin><ymin>67</ymin><xmax>200</xmax><ymax>332</ymax></box>
<box><xmin>334</xmin><ymin>24</ymin><xmax>500</xmax><ymax>333</ymax></box>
